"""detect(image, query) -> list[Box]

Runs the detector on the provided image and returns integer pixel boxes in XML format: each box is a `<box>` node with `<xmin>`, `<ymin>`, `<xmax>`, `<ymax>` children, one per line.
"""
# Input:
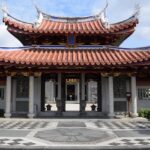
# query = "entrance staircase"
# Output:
<box><xmin>38</xmin><ymin>111</ymin><xmax>105</xmax><ymax>118</ymax></box>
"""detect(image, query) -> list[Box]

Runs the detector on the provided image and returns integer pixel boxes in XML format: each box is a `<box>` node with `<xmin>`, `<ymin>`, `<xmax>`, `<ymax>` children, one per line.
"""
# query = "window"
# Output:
<box><xmin>138</xmin><ymin>87</ymin><xmax>150</xmax><ymax>100</ymax></box>
<box><xmin>45</xmin><ymin>80</ymin><xmax>55</xmax><ymax>102</ymax></box>
<box><xmin>0</xmin><ymin>87</ymin><xmax>4</xmax><ymax>100</ymax></box>
<box><xmin>16</xmin><ymin>76</ymin><xmax>29</xmax><ymax>98</ymax></box>
<box><xmin>87</xmin><ymin>80</ymin><xmax>97</xmax><ymax>102</ymax></box>
<box><xmin>114</xmin><ymin>77</ymin><xmax>126</xmax><ymax>98</ymax></box>
<box><xmin>67</xmin><ymin>34</ymin><xmax>75</xmax><ymax>46</ymax></box>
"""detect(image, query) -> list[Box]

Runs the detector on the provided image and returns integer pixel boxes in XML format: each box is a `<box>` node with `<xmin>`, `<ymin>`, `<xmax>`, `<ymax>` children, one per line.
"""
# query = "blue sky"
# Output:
<box><xmin>0</xmin><ymin>0</ymin><xmax>150</xmax><ymax>48</ymax></box>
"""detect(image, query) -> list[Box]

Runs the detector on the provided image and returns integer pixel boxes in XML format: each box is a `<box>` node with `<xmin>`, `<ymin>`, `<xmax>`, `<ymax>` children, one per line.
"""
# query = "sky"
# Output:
<box><xmin>0</xmin><ymin>0</ymin><xmax>150</xmax><ymax>48</ymax></box>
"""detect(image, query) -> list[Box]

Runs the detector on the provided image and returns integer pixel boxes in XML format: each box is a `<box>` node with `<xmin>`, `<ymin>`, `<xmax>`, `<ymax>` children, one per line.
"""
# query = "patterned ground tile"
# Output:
<box><xmin>0</xmin><ymin>121</ymin><xmax>50</xmax><ymax>129</ymax></box>
<box><xmin>106</xmin><ymin>138</ymin><xmax>150</xmax><ymax>147</ymax></box>
<box><xmin>95</xmin><ymin>121</ymin><xmax>150</xmax><ymax>130</ymax></box>
<box><xmin>35</xmin><ymin>128</ymin><xmax>116</xmax><ymax>144</ymax></box>
<box><xmin>0</xmin><ymin>138</ymin><xmax>45</xmax><ymax>146</ymax></box>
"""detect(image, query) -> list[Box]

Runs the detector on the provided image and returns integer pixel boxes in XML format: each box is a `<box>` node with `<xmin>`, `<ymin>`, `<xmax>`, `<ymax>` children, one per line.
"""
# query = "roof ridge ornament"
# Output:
<box><xmin>1</xmin><ymin>0</ymin><xmax>8</xmax><ymax>17</ymax></box>
<box><xmin>34</xmin><ymin>12</ymin><xmax>43</xmax><ymax>28</ymax></box>
<box><xmin>100</xmin><ymin>0</ymin><xmax>110</xmax><ymax>28</ymax></box>
<box><xmin>133</xmin><ymin>3</ymin><xmax>140</xmax><ymax>18</ymax></box>
<box><xmin>31</xmin><ymin>0</ymin><xmax>43</xmax><ymax>28</ymax></box>
<box><xmin>95</xmin><ymin>0</ymin><xmax>108</xmax><ymax>19</ymax></box>
<box><xmin>32</xmin><ymin>0</ymin><xmax>42</xmax><ymax>15</ymax></box>
<box><xmin>103</xmin><ymin>0</ymin><xmax>109</xmax><ymax>18</ymax></box>
<box><xmin>31</xmin><ymin>0</ymin><xmax>110</xmax><ymax>23</ymax></box>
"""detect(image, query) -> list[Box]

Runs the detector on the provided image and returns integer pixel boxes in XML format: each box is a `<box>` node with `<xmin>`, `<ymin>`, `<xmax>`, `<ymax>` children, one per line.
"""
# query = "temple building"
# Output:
<box><xmin>0</xmin><ymin>5</ymin><xmax>150</xmax><ymax>118</ymax></box>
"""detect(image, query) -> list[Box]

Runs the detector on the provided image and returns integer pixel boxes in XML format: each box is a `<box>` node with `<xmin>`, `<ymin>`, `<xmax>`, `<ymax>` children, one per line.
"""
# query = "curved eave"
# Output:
<box><xmin>3</xmin><ymin>14</ymin><xmax>138</xmax><ymax>35</ymax></box>
<box><xmin>113</xmin><ymin>29</ymin><xmax>135</xmax><ymax>46</ymax></box>
<box><xmin>0</xmin><ymin>47</ymin><xmax>149</xmax><ymax>68</ymax></box>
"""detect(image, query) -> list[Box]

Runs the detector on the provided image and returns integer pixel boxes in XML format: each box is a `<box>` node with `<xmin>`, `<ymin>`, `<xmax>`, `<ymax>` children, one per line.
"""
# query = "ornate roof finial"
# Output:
<box><xmin>100</xmin><ymin>0</ymin><xmax>109</xmax><ymax>28</ymax></box>
<box><xmin>1</xmin><ymin>0</ymin><xmax>8</xmax><ymax>17</ymax></box>
<box><xmin>31</xmin><ymin>0</ymin><xmax>43</xmax><ymax>28</ymax></box>
<box><xmin>103</xmin><ymin>0</ymin><xmax>109</xmax><ymax>18</ymax></box>
<box><xmin>31</xmin><ymin>0</ymin><xmax>41</xmax><ymax>15</ymax></box>
<box><xmin>134</xmin><ymin>3</ymin><xmax>140</xmax><ymax>18</ymax></box>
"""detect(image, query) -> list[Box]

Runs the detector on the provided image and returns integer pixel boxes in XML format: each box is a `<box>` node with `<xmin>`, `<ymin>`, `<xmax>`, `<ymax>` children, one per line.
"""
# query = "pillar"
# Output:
<box><xmin>101</xmin><ymin>76</ymin><xmax>107</xmax><ymax>113</ymax></box>
<box><xmin>126</xmin><ymin>78</ymin><xmax>131</xmax><ymax>114</ymax></box>
<box><xmin>87</xmin><ymin>82</ymin><xmax>91</xmax><ymax>101</ymax></box>
<box><xmin>4</xmin><ymin>76</ymin><xmax>12</xmax><ymax>118</ymax></box>
<box><xmin>80</xmin><ymin>73</ymin><xmax>86</xmax><ymax>112</ymax></box>
<box><xmin>131</xmin><ymin>76</ymin><xmax>138</xmax><ymax>117</ymax></box>
<box><xmin>28</xmin><ymin>76</ymin><xmax>35</xmax><ymax>118</ymax></box>
<box><xmin>61</xmin><ymin>74</ymin><xmax>66</xmax><ymax>111</ymax></box>
<box><xmin>97</xmin><ymin>77</ymin><xmax>102</xmax><ymax>112</ymax></box>
<box><xmin>57</xmin><ymin>73</ymin><xmax>64</xmax><ymax>112</ymax></box>
<box><xmin>81</xmin><ymin>73</ymin><xmax>85</xmax><ymax>100</ymax></box>
<box><xmin>58</xmin><ymin>73</ymin><xmax>62</xmax><ymax>100</ymax></box>
<box><xmin>108</xmin><ymin>76</ymin><xmax>114</xmax><ymax>117</ymax></box>
<box><xmin>77</xmin><ymin>82</ymin><xmax>80</xmax><ymax>102</ymax></box>
<box><xmin>41</xmin><ymin>76</ymin><xmax>45</xmax><ymax>111</ymax></box>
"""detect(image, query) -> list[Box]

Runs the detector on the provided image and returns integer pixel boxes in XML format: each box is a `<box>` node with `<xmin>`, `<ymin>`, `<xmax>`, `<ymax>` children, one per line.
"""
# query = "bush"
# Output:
<box><xmin>139</xmin><ymin>109</ymin><xmax>150</xmax><ymax>119</ymax></box>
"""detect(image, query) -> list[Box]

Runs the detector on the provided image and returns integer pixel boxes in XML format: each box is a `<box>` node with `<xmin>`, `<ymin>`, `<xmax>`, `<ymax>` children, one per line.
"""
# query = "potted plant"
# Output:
<box><xmin>91</xmin><ymin>104</ymin><xmax>96</xmax><ymax>111</ymax></box>
<box><xmin>46</xmin><ymin>104</ymin><xmax>52</xmax><ymax>111</ymax></box>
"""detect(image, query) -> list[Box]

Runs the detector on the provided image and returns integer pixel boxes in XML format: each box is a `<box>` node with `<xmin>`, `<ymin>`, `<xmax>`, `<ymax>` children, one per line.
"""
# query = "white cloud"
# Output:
<box><xmin>0</xmin><ymin>0</ymin><xmax>150</xmax><ymax>47</ymax></box>
<box><xmin>137</xmin><ymin>26</ymin><xmax>150</xmax><ymax>39</ymax></box>
<box><xmin>0</xmin><ymin>24</ymin><xmax>22</xmax><ymax>47</ymax></box>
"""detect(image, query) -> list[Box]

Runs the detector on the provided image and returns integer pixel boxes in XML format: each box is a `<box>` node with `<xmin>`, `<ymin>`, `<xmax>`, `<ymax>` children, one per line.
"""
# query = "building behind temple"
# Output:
<box><xmin>0</xmin><ymin>3</ymin><xmax>150</xmax><ymax>118</ymax></box>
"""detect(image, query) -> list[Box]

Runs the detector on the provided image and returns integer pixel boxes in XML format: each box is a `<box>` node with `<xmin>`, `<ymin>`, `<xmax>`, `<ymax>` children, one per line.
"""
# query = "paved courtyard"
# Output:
<box><xmin>0</xmin><ymin>118</ymin><xmax>149</xmax><ymax>149</ymax></box>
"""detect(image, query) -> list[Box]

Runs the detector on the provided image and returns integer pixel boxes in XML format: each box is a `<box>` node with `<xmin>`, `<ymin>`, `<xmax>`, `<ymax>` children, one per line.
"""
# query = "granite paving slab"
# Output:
<box><xmin>0</xmin><ymin>119</ymin><xmax>149</xmax><ymax>149</ymax></box>
<box><xmin>57</xmin><ymin>121</ymin><xmax>86</xmax><ymax>127</ymax></box>
<box><xmin>114</xmin><ymin>130</ymin><xmax>150</xmax><ymax>137</ymax></box>
<box><xmin>0</xmin><ymin>130</ymin><xmax>30</xmax><ymax>137</ymax></box>
<box><xmin>35</xmin><ymin>128</ymin><xmax>116</xmax><ymax>144</ymax></box>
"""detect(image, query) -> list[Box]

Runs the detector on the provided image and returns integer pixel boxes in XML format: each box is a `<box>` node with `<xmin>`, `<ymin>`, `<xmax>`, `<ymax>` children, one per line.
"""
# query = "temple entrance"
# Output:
<box><xmin>40</xmin><ymin>73</ymin><xmax>102</xmax><ymax>117</ymax></box>
<box><xmin>66</xmin><ymin>84</ymin><xmax>76</xmax><ymax>101</ymax></box>
<box><xmin>41</xmin><ymin>74</ymin><xmax>58</xmax><ymax>112</ymax></box>
<box><xmin>65</xmin><ymin>78</ymin><xmax>80</xmax><ymax>111</ymax></box>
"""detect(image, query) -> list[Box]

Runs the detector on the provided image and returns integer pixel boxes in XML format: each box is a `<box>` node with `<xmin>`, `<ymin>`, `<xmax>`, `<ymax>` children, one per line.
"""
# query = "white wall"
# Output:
<box><xmin>137</xmin><ymin>101</ymin><xmax>150</xmax><ymax>111</ymax></box>
<box><xmin>137</xmin><ymin>83</ymin><xmax>150</xmax><ymax>111</ymax></box>
<box><xmin>137</xmin><ymin>86</ymin><xmax>150</xmax><ymax>111</ymax></box>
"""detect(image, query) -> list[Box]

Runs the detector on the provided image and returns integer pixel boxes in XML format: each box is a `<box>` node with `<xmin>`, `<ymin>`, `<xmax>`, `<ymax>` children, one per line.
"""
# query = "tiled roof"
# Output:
<box><xmin>0</xmin><ymin>48</ymin><xmax>149</xmax><ymax>67</ymax></box>
<box><xmin>3</xmin><ymin>15</ymin><xmax>138</xmax><ymax>35</ymax></box>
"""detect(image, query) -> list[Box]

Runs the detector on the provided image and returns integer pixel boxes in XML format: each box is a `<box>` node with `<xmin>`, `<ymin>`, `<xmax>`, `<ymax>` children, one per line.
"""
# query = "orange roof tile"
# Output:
<box><xmin>0</xmin><ymin>48</ymin><xmax>149</xmax><ymax>67</ymax></box>
<box><xmin>3</xmin><ymin>15</ymin><xmax>138</xmax><ymax>35</ymax></box>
